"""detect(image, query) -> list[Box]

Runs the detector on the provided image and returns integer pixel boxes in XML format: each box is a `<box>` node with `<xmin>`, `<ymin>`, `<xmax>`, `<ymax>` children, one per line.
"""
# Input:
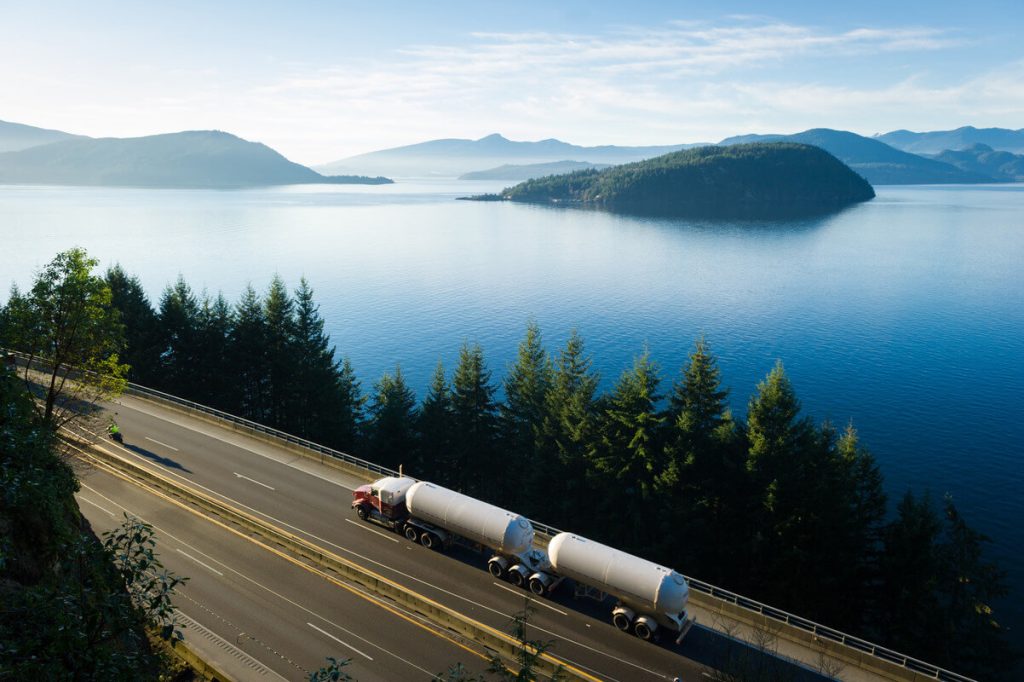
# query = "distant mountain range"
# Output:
<box><xmin>0</xmin><ymin>119</ymin><xmax>84</xmax><ymax>153</ymax></box>
<box><xmin>875</xmin><ymin>126</ymin><xmax>1024</xmax><ymax>155</ymax></box>
<box><xmin>0</xmin><ymin>122</ymin><xmax>390</xmax><ymax>188</ymax></box>
<box><xmin>5</xmin><ymin>118</ymin><xmax>1023</xmax><ymax>189</ymax></box>
<box><xmin>467</xmin><ymin>143</ymin><xmax>875</xmax><ymax>219</ymax></box>
<box><xmin>931</xmin><ymin>144</ymin><xmax>1024</xmax><ymax>182</ymax></box>
<box><xmin>317</xmin><ymin>133</ymin><xmax>704</xmax><ymax>178</ymax></box>
<box><xmin>459</xmin><ymin>160</ymin><xmax>611</xmax><ymax>181</ymax></box>
<box><xmin>718</xmin><ymin>129</ymin><xmax>995</xmax><ymax>185</ymax></box>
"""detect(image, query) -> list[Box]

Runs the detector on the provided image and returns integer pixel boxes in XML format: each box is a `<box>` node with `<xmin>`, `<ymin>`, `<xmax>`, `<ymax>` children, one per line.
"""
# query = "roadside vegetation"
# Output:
<box><xmin>1</xmin><ymin>248</ymin><xmax>1017</xmax><ymax>679</ymax></box>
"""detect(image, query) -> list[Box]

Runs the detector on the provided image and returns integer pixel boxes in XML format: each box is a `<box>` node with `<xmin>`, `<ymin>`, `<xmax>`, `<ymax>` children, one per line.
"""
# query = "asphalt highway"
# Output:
<box><xmin>85</xmin><ymin>394</ymin><xmax>824</xmax><ymax>681</ymax></box>
<box><xmin>76</xmin><ymin>461</ymin><xmax>487</xmax><ymax>681</ymax></box>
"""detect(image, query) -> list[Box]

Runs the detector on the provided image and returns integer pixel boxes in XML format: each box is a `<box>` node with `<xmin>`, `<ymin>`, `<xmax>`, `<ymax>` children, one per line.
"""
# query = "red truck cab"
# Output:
<box><xmin>352</xmin><ymin>476</ymin><xmax>415</xmax><ymax>524</ymax></box>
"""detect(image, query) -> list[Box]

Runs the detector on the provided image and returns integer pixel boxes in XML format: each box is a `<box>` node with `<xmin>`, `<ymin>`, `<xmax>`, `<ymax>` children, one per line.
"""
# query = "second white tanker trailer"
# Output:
<box><xmin>352</xmin><ymin>477</ymin><xmax>694</xmax><ymax>643</ymax></box>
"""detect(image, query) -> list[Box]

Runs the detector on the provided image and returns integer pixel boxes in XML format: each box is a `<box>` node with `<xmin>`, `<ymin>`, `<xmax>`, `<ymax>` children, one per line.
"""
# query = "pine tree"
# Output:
<box><xmin>230</xmin><ymin>285</ymin><xmax>269</xmax><ymax>421</ymax></box>
<box><xmin>104</xmin><ymin>265</ymin><xmax>161</xmax><ymax>385</ymax></box>
<box><xmin>367</xmin><ymin>366</ymin><xmax>419</xmax><ymax>471</ymax></box>
<box><xmin>449</xmin><ymin>343</ymin><xmax>499</xmax><ymax>498</ymax></box>
<box><xmin>333</xmin><ymin>357</ymin><xmax>365</xmax><ymax>454</ymax></box>
<box><xmin>195</xmin><ymin>292</ymin><xmax>234</xmax><ymax>410</ymax></box>
<box><xmin>157</xmin><ymin>276</ymin><xmax>202</xmax><ymax>399</ymax></box>
<box><xmin>263</xmin><ymin>275</ymin><xmax>296</xmax><ymax>427</ymax></box>
<box><xmin>499</xmin><ymin>322</ymin><xmax>553</xmax><ymax>510</ymax></box>
<box><xmin>418</xmin><ymin>361</ymin><xmax>454</xmax><ymax>484</ymax></box>
<box><xmin>658</xmin><ymin>338</ymin><xmax>742</xmax><ymax>581</ymax></box>
<box><xmin>590</xmin><ymin>349</ymin><xmax>664</xmax><ymax>549</ymax></box>
<box><xmin>539</xmin><ymin>330</ymin><xmax>599</xmax><ymax>529</ymax></box>
<box><xmin>291</xmin><ymin>277</ymin><xmax>344</xmax><ymax>443</ymax></box>
<box><xmin>743</xmin><ymin>361</ymin><xmax>817</xmax><ymax>600</ymax></box>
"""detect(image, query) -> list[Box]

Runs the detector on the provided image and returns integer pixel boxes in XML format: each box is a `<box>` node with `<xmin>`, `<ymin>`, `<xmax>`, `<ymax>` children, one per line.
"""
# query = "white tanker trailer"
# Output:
<box><xmin>546</xmin><ymin>532</ymin><xmax>694</xmax><ymax>642</ymax></box>
<box><xmin>352</xmin><ymin>477</ymin><xmax>693</xmax><ymax>643</ymax></box>
<box><xmin>352</xmin><ymin>478</ymin><xmax>551</xmax><ymax>584</ymax></box>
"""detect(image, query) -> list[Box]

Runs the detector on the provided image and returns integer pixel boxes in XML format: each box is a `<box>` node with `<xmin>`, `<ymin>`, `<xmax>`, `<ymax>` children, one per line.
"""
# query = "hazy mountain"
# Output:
<box><xmin>719</xmin><ymin>129</ymin><xmax>994</xmax><ymax>184</ymax></box>
<box><xmin>466</xmin><ymin>143</ymin><xmax>874</xmax><ymax>219</ymax></box>
<box><xmin>876</xmin><ymin>126</ymin><xmax>1024</xmax><ymax>155</ymax></box>
<box><xmin>932</xmin><ymin>144</ymin><xmax>1024</xmax><ymax>182</ymax></box>
<box><xmin>459</xmin><ymin>160</ymin><xmax>611</xmax><ymax>181</ymax></box>
<box><xmin>0</xmin><ymin>119</ymin><xmax>85</xmax><ymax>153</ymax></box>
<box><xmin>318</xmin><ymin>133</ymin><xmax>703</xmax><ymax>177</ymax></box>
<box><xmin>0</xmin><ymin>130</ymin><xmax>391</xmax><ymax>188</ymax></box>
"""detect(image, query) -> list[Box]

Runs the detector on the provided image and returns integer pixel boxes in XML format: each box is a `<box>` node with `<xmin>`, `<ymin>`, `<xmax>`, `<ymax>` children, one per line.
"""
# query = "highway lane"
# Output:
<box><xmin>75</xmin><ymin>461</ymin><xmax>488</xmax><ymax>682</ymax></box>
<box><xmin>94</xmin><ymin>394</ymin><xmax>822</xmax><ymax>681</ymax></box>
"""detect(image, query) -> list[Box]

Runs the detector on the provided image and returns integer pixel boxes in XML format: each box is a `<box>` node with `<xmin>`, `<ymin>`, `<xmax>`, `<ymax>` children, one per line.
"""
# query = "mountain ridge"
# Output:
<box><xmin>718</xmin><ymin>129</ymin><xmax>996</xmax><ymax>184</ymax></box>
<box><xmin>0</xmin><ymin>119</ymin><xmax>86</xmax><ymax>153</ymax></box>
<box><xmin>317</xmin><ymin>133</ymin><xmax>705</xmax><ymax>177</ymax></box>
<box><xmin>875</xmin><ymin>126</ymin><xmax>1024</xmax><ymax>155</ymax></box>
<box><xmin>0</xmin><ymin>129</ymin><xmax>391</xmax><ymax>188</ymax></box>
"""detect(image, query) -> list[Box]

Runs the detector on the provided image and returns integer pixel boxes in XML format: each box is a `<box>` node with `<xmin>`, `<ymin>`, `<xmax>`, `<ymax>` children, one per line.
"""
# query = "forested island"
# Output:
<box><xmin>1</xmin><ymin>249</ymin><xmax>1016</xmax><ymax>680</ymax></box>
<box><xmin>465</xmin><ymin>143</ymin><xmax>875</xmax><ymax>218</ymax></box>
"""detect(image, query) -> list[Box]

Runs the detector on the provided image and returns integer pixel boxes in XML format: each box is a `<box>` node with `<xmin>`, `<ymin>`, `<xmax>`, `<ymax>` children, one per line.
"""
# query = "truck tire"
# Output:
<box><xmin>404</xmin><ymin>526</ymin><xmax>419</xmax><ymax>542</ymax></box>
<box><xmin>421</xmin><ymin>532</ymin><xmax>438</xmax><ymax>550</ymax></box>
<box><xmin>612</xmin><ymin>611</ymin><xmax>633</xmax><ymax>632</ymax></box>
<box><xmin>356</xmin><ymin>505</ymin><xmax>368</xmax><ymax>521</ymax></box>
<box><xmin>488</xmin><ymin>559</ymin><xmax>506</xmax><ymax>579</ymax></box>
<box><xmin>634</xmin><ymin>617</ymin><xmax>657</xmax><ymax>641</ymax></box>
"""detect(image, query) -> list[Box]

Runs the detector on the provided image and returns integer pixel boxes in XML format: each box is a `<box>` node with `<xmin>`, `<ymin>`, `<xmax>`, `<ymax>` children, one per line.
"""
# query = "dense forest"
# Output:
<box><xmin>471</xmin><ymin>143</ymin><xmax>876</xmax><ymax>218</ymax></box>
<box><xmin>0</xmin><ymin>258</ymin><xmax>1017</xmax><ymax>679</ymax></box>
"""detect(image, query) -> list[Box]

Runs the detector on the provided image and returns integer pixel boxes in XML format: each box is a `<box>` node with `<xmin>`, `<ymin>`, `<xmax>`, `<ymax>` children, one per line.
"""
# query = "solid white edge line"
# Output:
<box><xmin>345</xmin><ymin>518</ymin><xmax>400</xmax><ymax>543</ymax></box>
<box><xmin>77</xmin><ymin>495</ymin><xmax>116</xmax><ymax>517</ymax></box>
<box><xmin>145</xmin><ymin>436</ymin><xmax>179</xmax><ymax>451</ymax></box>
<box><xmin>233</xmin><ymin>472</ymin><xmax>276</xmax><ymax>490</ymax></box>
<box><xmin>307</xmin><ymin>622</ymin><xmax>374</xmax><ymax>660</ymax></box>
<box><xmin>177</xmin><ymin>548</ymin><xmax>225</xmax><ymax>576</ymax></box>
<box><xmin>491</xmin><ymin>582</ymin><xmax>568</xmax><ymax>615</ymax></box>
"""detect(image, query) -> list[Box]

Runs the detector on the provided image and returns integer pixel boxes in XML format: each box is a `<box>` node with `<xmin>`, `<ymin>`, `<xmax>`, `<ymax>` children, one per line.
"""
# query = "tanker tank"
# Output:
<box><xmin>406</xmin><ymin>481</ymin><xmax>535</xmax><ymax>557</ymax></box>
<box><xmin>548</xmin><ymin>532</ymin><xmax>689</xmax><ymax>628</ymax></box>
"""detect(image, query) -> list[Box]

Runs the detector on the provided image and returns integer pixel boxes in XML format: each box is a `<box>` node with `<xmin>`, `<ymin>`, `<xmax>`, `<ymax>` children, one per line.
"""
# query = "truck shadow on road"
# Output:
<box><xmin>123</xmin><ymin>443</ymin><xmax>193</xmax><ymax>473</ymax></box>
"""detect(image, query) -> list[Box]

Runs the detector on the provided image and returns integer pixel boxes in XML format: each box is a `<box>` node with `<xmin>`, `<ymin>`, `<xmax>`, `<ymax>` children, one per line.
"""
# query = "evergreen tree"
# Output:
<box><xmin>539</xmin><ymin>330</ymin><xmax>599</xmax><ymax>529</ymax></box>
<box><xmin>291</xmin><ymin>278</ymin><xmax>346</xmax><ymax>444</ymax></box>
<box><xmin>877</xmin><ymin>491</ymin><xmax>945</xmax><ymax>660</ymax></box>
<box><xmin>195</xmin><ymin>292</ymin><xmax>234</xmax><ymax>410</ymax></box>
<box><xmin>263</xmin><ymin>275</ymin><xmax>296</xmax><ymax>427</ymax></box>
<box><xmin>589</xmin><ymin>350</ymin><xmax>664</xmax><ymax>549</ymax></box>
<box><xmin>230</xmin><ymin>285</ymin><xmax>269</xmax><ymax>421</ymax></box>
<box><xmin>104</xmin><ymin>265</ymin><xmax>161</xmax><ymax>386</ymax></box>
<box><xmin>449</xmin><ymin>343</ymin><xmax>499</xmax><ymax>497</ymax></box>
<box><xmin>500</xmin><ymin>322</ymin><xmax>553</xmax><ymax>510</ymax></box>
<box><xmin>418</xmin><ymin>361</ymin><xmax>454</xmax><ymax>483</ymax></box>
<box><xmin>333</xmin><ymin>357</ymin><xmax>365</xmax><ymax>454</ymax></box>
<box><xmin>934</xmin><ymin>497</ymin><xmax>1017</xmax><ymax>678</ymax></box>
<box><xmin>658</xmin><ymin>338</ymin><xmax>743</xmax><ymax>582</ymax></box>
<box><xmin>157</xmin><ymin>276</ymin><xmax>202</xmax><ymax>399</ymax></box>
<box><xmin>367</xmin><ymin>365</ymin><xmax>419</xmax><ymax>471</ymax></box>
<box><xmin>743</xmin><ymin>361</ymin><xmax>818</xmax><ymax>600</ymax></box>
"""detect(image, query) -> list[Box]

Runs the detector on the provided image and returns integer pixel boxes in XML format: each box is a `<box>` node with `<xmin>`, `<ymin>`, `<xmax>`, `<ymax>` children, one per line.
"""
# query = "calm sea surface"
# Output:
<box><xmin>2</xmin><ymin>181</ymin><xmax>1023</xmax><ymax>640</ymax></box>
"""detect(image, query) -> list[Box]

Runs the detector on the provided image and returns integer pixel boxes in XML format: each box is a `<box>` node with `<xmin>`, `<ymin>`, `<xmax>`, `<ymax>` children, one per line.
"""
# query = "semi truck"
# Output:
<box><xmin>352</xmin><ymin>477</ymin><xmax>694</xmax><ymax>643</ymax></box>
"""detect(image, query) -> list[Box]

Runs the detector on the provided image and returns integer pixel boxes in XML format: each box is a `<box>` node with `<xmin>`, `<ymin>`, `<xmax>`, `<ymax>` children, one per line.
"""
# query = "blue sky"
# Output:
<box><xmin>2</xmin><ymin>1</ymin><xmax>1022</xmax><ymax>164</ymax></box>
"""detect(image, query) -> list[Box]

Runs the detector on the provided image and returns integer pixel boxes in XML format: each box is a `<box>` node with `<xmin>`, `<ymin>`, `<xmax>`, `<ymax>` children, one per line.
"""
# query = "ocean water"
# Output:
<box><xmin>2</xmin><ymin>181</ymin><xmax>1022</xmax><ymax>641</ymax></box>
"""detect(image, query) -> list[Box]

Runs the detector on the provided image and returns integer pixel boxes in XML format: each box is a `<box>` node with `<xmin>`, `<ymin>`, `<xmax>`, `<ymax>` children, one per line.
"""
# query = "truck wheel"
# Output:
<box><xmin>421</xmin><ymin>532</ymin><xmax>438</xmax><ymax>550</ymax></box>
<box><xmin>529</xmin><ymin>576</ymin><xmax>547</xmax><ymax>596</ymax></box>
<box><xmin>404</xmin><ymin>526</ymin><xmax>419</xmax><ymax>542</ymax></box>
<box><xmin>612</xmin><ymin>612</ymin><xmax>633</xmax><ymax>632</ymax></box>
<box><xmin>634</xmin><ymin>620</ymin><xmax>655</xmax><ymax>641</ymax></box>
<box><xmin>356</xmin><ymin>505</ymin><xmax>368</xmax><ymax>521</ymax></box>
<box><xmin>488</xmin><ymin>560</ymin><xmax>505</xmax><ymax>579</ymax></box>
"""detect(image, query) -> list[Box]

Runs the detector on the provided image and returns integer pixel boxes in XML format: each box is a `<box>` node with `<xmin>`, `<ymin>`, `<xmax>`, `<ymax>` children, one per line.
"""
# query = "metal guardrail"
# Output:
<box><xmin>5</xmin><ymin>348</ymin><xmax>976</xmax><ymax>682</ymax></box>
